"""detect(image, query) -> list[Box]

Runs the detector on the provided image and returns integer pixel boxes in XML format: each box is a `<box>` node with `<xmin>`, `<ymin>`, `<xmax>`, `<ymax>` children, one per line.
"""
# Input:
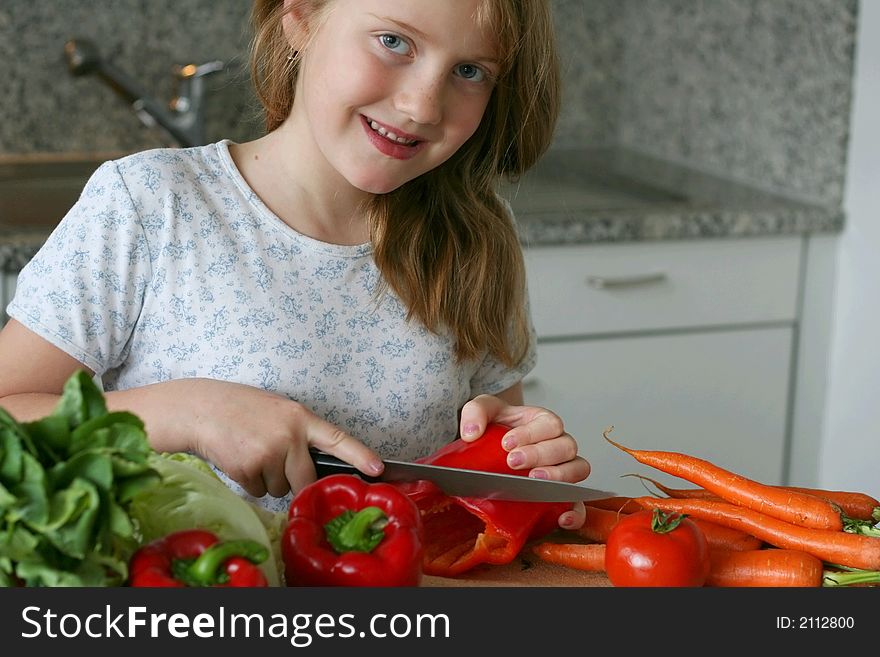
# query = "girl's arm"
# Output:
<box><xmin>0</xmin><ymin>319</ymin><xmax>383</xmax><ymax>498</ymax></box>
<box><xmin>0</xmin><ymin>319</ymin><xmax>87</xmax><ymax>420</ymax></box>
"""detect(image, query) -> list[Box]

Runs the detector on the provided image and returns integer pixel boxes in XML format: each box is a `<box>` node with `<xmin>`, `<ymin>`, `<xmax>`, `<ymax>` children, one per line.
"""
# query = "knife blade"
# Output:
<box><xmin>309</xmin><ymin>449</ymin><xmax>615</xmax><ymax>503</ymax></box>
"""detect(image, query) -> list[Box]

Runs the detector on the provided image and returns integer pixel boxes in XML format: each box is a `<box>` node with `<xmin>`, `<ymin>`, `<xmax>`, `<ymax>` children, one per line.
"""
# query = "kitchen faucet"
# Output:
<box><xmin>63</xmin><ymin>38</ymin><xmax>224</xmax><ymax>148</ymax></box>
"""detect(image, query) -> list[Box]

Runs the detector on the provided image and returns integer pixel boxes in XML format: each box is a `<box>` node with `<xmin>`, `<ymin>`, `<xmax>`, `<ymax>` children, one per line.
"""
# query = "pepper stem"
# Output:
<box><xmin>186</xmin><ymin>540</ymin><xmax>269</xmax><ymax>586</ymax></box>
<box><xmin>324</xmin><ymin>506</ymin><xmax>388</xmax><ymax>554</ymax></box>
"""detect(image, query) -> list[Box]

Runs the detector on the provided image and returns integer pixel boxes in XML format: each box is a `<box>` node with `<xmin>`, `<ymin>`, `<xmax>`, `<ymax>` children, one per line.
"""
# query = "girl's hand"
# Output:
<box><xmin>118</xmin><ymin>378</ymin><xmax>384</xmax><ymax>499</ymax></box>
<box><xmin>459</xmin><ymin>393</ymin><xmax>590</xmax><ymax>530</ymax></box>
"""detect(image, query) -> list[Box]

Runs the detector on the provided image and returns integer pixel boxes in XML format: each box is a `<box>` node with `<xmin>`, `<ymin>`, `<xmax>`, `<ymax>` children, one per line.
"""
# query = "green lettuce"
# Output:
<box><xmin>0</xmin><ymin>371</ymin><xmax>160</xmax><ymax>587</ymax></box>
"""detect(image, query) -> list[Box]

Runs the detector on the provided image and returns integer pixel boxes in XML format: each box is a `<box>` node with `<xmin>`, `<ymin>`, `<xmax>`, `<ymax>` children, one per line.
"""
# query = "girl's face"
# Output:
<box><xmin>291</xmin><ymin>0</ymin><xmax>499</xmax><ymax>194</ymax></box>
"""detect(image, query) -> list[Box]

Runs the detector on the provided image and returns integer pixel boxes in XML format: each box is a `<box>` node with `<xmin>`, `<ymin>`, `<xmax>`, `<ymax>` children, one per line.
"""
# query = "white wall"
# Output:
<box><xmin>820</xmin><ymin>0</ymin><xmax>880</xmax><ymax>499</ymax></box>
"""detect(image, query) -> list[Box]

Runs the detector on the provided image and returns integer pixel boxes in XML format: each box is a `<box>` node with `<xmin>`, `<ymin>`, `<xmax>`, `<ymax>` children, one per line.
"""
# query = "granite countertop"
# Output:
<box><xmin>0</xmin><ymin>146</ymin><xmax>844</xmax><ymax>273</ymax></box>
<box><xmin>501</xmin><ymin>146</ymin><xmax>844</xmax><ymax>247</ymax></box>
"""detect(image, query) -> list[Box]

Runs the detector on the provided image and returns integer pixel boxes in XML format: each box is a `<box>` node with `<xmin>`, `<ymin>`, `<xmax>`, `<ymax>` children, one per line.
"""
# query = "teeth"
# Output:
<box><xmin>369</xmin><ymin>119</ymin><xmax>417</xmax><ymax>145</ymax></box>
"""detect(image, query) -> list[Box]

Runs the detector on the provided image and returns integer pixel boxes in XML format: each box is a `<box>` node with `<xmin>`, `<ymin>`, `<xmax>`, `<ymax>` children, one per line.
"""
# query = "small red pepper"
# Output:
<box><xmin>129</xmin><ymin>529</ymin><xmax>269</xmax><ymax>587</ymax></box>
<box><xmin>282</xmin><ymin>474</ymin><xmax>423</xmax><ymax>587</ymax></box>
<box><xmin>396</xmin><ymin>423</ymin><xmax>569</xmax><ymax>577</ymax></box>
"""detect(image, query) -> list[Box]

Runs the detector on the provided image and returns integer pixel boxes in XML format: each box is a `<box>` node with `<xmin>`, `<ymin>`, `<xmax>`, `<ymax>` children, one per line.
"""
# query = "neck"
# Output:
<box><xmin>230</xmin><ymin>119</ymin><xmax>372</xmax><ymax>246</ymax></box>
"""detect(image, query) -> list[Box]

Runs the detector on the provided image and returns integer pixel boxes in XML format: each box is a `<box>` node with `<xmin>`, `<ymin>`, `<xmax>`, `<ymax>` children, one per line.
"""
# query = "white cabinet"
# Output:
<box><xmin>523</xmin><ymin>236</ymin><xmax>802</xmax><ymax>497</ymax></box>
<box><xmin>1</xmin><ymin>272</ymin><xmax>16</xmax><ymax>326</ymax></box>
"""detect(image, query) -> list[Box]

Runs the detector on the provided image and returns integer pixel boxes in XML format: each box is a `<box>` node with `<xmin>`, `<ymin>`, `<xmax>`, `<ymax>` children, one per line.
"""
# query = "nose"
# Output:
<box><xmin>393</xmin><ymin>74</ymin><xmax>444</xmax><ymax>126</ymax></box>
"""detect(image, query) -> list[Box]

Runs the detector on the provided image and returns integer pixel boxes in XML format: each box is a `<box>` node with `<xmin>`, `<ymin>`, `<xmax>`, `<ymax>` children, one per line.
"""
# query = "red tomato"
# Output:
<box><xmin>605</xmin><ymin>508</ymin><xmax>710</xmax><ymax>587</ymax></box>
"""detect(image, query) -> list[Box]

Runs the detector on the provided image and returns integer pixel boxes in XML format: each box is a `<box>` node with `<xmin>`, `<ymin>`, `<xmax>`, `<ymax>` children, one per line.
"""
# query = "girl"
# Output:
<box><xmin>0</xmin><ymin>0</ymin><xmax>590</xmax><ymax>527</ymax></box>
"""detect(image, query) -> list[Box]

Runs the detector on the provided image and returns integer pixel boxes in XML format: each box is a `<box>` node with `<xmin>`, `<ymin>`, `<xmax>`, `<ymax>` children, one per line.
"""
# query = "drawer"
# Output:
<box><xmin>524</xmin><ymin>236</ymin><xmax>802</xmax><ymax>338</ymax></box>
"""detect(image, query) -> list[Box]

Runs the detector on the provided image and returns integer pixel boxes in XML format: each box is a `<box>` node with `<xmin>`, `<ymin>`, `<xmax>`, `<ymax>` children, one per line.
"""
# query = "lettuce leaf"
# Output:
<box><xmin>0</xmin><ymin>371</ymin><xmax>160</xmax><ymax>587</ymax></box>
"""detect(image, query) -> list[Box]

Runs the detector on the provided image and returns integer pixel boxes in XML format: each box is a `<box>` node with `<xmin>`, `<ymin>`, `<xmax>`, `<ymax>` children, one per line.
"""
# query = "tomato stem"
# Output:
<box><xmin>650</xmin><ymin>508</ymin><xmax>686</xmax><ymax>534</ymax></box>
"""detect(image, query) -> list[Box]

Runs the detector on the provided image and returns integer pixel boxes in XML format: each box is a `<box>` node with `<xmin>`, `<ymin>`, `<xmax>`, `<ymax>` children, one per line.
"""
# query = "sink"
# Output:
<box><xmin>0</xmin><ymin>158</ymin><xmax>106</xmax><ymax>232</ymax></box>
<box><xmin>0</xmin><ymin>148</ymin><xmax>692</xmax><ymax>234</ymax></box>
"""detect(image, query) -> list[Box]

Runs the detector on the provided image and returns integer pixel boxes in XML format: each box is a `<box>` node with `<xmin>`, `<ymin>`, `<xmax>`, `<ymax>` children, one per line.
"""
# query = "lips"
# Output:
<box><xmin>363</xmin><ymin>115</ymin><xmax>421</xmax><ymax>146</ymax></box>
<box><xmin>366</xmin><ymin>119</ymin><xmax>418</xmax><ymax>146</ymax></box>
<box><xmin>360</xmin><ymin>115</ymin><xmax>425</xmax><ymax>161</ymax></box>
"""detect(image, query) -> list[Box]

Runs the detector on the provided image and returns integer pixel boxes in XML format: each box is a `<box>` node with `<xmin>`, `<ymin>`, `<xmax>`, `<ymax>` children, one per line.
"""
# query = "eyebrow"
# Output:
<box><xmin>372</xmin><ymin>14</ymin><xmax>500</xmax><ymax>65</ymax></box>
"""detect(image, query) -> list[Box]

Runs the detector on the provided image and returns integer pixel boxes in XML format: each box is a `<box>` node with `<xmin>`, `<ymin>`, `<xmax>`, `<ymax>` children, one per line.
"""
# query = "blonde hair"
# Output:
<box><xmin>250</xmin><ymin>0</ymin><xmax>560</xmax><ymax>366</ymax></box>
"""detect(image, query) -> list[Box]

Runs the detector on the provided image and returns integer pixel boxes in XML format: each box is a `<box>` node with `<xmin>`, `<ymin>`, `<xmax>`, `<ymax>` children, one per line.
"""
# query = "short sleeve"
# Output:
<box><xmin>469</xmin><ymin>280</ymin><xmax>538</xmax><ymax>396</ymax></box>
<box><xmin>7</xmin><ymin>160</ymin><xmax>152</xmax><ymax>374</ymax></box>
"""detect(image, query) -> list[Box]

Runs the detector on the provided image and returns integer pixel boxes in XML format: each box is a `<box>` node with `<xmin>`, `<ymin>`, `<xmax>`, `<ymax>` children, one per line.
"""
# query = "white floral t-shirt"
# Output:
<box><xmin>7</xmin><ymin>140</ymin><xmax>536</xmax><ymax>512</ymax></box>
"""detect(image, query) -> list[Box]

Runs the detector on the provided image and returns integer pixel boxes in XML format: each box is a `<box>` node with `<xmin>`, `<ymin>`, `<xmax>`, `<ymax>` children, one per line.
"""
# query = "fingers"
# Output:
<box><xmin>502</xmin><ymin>416</ymin><xmax>584</xmax><ymax>481</ymax></box>
<box><xmin>525</xmin><ymin>455</ymin><xmax>592</xmax><ymax>485</ymax></box>
<box><xmin>283</xmin><ymin>447</ymin><xmax>317</xmax><ymax>496</ymax></box>
<box><xmin>460</xmin><ymin>395</ymin><xmax>564</xmax><ymax>443</ymax></box>
<box><xmin>461</xmin><ymin>395</ymin><xmax>590</xmax><ymax>483</ymax></box>
<box><xmin>245</xmin><ymin>422</ymin><xmax>383</xmax><ymax>498</ymax></box>
<box><xmin>459</xmin><ymin>394</ymin><xmax>507</xmax><ymax>441</ymax></box>
<box><xmin>303</xmin><ymin>415</ymin><xmax>384</xmax><ymax>477</ymax></box>
<box><xmin>215</xmin><ymin>408</ymin><xmax>383</xmax><ymax>499</ymax></box>
<box><xmin>507</xmin><ymin>434</ymin><xmax>580</xmax><ymax>476</ymax></box>
<box><xmin>558</xmin><ymin>502</ymin><xmax>587</xmax><ymax>530</ymax></box>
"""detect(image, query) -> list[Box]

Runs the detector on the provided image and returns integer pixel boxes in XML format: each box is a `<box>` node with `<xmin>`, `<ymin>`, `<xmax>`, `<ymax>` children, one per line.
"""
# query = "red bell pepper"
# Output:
<box><xmin>282</xmin><ymin>474</ymin><xmax>423</xmax><ymax>586</ymax></box>
<box><xmin>396</xmin><ymin>423</ymin><xmax>569</xmax><ymax>577</ymax></box>
<box><xmin>129</xmin><ymin>529</ymin><xmax>269</xmax><ymax>587</ymax></box>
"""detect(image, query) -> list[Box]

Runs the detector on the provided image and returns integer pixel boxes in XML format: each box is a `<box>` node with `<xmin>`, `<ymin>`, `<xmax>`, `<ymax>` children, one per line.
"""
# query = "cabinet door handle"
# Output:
<box><xmin>585</xmin><ymin>272</ymin><xmax>667</xmax><ymax>290</ymax></box>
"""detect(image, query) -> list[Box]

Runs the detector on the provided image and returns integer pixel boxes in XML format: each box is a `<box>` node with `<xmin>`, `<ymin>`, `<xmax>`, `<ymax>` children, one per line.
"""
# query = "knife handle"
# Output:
<box><xmin>309</xmin><ymin>448</ymin><xmax>381</xmax><ymax>482</ymax></box>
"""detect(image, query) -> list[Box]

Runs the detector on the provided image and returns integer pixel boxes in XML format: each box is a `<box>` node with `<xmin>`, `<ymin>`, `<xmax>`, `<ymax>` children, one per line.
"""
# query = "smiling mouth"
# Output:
<box><xmin>363</xmin><ymin>116</ymin><xmax>420</xmax><ymax>146</ymax></box>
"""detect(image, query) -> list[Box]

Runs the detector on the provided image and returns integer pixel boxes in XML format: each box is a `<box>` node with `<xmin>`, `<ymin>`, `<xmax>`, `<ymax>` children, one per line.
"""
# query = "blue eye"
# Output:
<box><xmin>379</xmin><ymin>34</ymin><xmax>411</xmax><ymax>55</ymax></box>
<box><xmin>456</xmin><ymin>64</ymin><xmax>486</xmax><ymax>82</ymax></box>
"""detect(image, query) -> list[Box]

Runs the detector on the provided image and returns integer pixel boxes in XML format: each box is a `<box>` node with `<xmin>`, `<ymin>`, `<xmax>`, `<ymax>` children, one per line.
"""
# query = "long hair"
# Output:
<box><xmin>250</xmin><ymin>0</ymin><xmax>561</xmax><ymax>366</ymax></box>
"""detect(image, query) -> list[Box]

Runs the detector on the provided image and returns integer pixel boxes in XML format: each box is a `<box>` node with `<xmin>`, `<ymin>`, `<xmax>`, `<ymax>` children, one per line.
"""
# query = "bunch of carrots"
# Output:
<box><xmin>533</xmin><ymin>427</ymin><xmax>880</xmax><ymax>587</ymax></box>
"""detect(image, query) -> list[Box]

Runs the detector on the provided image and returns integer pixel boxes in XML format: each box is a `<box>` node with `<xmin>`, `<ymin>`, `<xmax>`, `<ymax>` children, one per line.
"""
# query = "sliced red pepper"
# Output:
<box><xmin>396</xmin><ymin>423</ymin><xmax>569</xmax><ymax>577</ymax></box>
<box><xmin>128</xmin><ymin>529</ymin><xmax>269</xmax><ymax>587</ymax></box>
<box><xmin>282</xmin><ymin>474</ymin><xmax>423</xmax><ymax>587</ymax></box>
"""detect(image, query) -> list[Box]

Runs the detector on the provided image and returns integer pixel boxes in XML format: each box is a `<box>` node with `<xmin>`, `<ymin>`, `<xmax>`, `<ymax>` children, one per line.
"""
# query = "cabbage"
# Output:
<box><xmin>127</xmin><ymin>452</ymin><xmax>286</xmax><ymax>586</ymax></box>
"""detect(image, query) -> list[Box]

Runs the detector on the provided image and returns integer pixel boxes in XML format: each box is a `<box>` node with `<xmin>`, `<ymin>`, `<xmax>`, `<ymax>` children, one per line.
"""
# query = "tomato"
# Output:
<box><xmin>604</xmin><ymin>508</ymin><xmax>710</xmax><ymax>587</ymax></box>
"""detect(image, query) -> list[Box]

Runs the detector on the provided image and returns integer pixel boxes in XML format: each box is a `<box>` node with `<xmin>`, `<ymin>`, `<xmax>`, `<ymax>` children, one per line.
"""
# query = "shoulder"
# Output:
<box><xmin>90</xmin><ymin>142</ymin><xmax>239</xmax><ymax>238</ymax></box>
<box><xmin>108</xmin><ymin>142</ymin><xmax>230</xmax><ymax>194</ymax></box>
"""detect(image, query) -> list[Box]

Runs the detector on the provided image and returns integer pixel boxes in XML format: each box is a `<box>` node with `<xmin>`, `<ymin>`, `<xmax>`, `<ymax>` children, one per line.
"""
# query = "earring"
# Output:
<box><xmin>286</xmin><ymin>50</ymin><xmax>298</xmax><ymax>62</ymax></box>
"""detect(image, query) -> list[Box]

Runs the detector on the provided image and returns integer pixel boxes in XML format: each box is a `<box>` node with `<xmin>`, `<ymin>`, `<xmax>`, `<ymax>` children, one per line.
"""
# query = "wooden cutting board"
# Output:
<box><xmin>422</xmin><ymin>533</ymin><xmax>612</xmax><ymax>587</ymax></box>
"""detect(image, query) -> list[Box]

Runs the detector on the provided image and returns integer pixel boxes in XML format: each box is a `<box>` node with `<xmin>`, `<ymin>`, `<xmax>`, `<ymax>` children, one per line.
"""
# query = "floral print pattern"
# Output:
<box><xmin>8</xmin><ymin>141</ymin><xmax>536</xmax><ymax>512</ymax></box>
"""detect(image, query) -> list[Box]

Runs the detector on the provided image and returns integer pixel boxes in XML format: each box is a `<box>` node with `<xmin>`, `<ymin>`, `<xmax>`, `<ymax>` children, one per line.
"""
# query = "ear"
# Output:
<box><xmin>281</xmin><ymin>0</ymin><xmax>317</xmax><ymax>51</ymax></box>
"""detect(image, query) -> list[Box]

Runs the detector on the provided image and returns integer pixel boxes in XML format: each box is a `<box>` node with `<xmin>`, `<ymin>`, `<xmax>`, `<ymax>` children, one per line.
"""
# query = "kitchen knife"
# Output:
<box><xmin>309</xmin><ymin>449</ymin><xmax>615</xmax><ymax>503</ymax></box>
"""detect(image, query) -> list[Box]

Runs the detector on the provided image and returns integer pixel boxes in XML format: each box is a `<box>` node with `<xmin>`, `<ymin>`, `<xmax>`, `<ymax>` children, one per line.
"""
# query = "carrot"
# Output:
<box><xmin>584</xmin><ymin>496</ymin><xmax>644</xmax><ymax>514</ymax></box>
<box><xmin>706</xmin><ymin>549</ymin><xmax>823</xmax><ymax>587</ymax></box>
<box><xmin>783</xmin><ymin>486</ymin><xmax>880</xmax><ymax>524</ymax></box>
<box><xmin>626</xmin><ymin>474</ymin><xmax>721</xmax><ymax>500</ymax></box>
<box><xmin>575</xmin><ymin>506</ymin><xmax>624</xmax><ymax>543</ymax></box>
<box><xmin>532</xmin><ymin>542</ymin><xmax>606</xmax><ymax>572</ymax></box>
<box><xmin>708</xmin><ymin>548</ymin><xmax>880</xmax><ymax>587</ymax></box>
<box><xmin>691</xmin><ymin>518</ymin><xmax>763</xmax><ymax>552</ymax></box>
<box><xmin>604</xmin><ymin>427</ymin><xmax>843</xmax><ymax>531</ymax></box>
<box><xmin>580</xmin><ymin>497</ymin><xmax>761</xmax><ymax>550</ymax></box>
<box><xmin>632</xmin><ymin>473</ymin><xmax>880</xmax><ymax>524</ymax></box>
<box><xmin>533</xmin><ymin>543</ymin><xmax>880</xmax><ymax>587</ymax></box>
<box><xmin>633</xmin><ymin>496</ymin><xmax>880</xmax><ymax>571</ymax></box>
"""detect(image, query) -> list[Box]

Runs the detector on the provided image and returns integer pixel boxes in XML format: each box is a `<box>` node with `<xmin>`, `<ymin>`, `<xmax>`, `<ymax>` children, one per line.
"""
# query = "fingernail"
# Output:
<box><xmin>369</xmin><ymin>459</ymin><xmax>384</xmax><ymax>475</ymax></box>
<box><xmin>502</xmin><ymin>434</ymin><xmax>516</xmax><ymax>450</ymax></box>
<box><xmin>462</xmin><ymin>423</ymin><xmax>480</xmax><ymax>438</ymax></box>
<box><xmin>529</xmin><ymin>469</ymin><xmax>549</xmax><ymax>479</ymax></box>
<box><xmin>507</xmin><ymin>451</ymin><xmax>524</xmax><ymax>467</ymax></box>
<box><xmin>560</xmin><ymin>514</ymin><xmax>574</xmax><ymax>527</ymax></box>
